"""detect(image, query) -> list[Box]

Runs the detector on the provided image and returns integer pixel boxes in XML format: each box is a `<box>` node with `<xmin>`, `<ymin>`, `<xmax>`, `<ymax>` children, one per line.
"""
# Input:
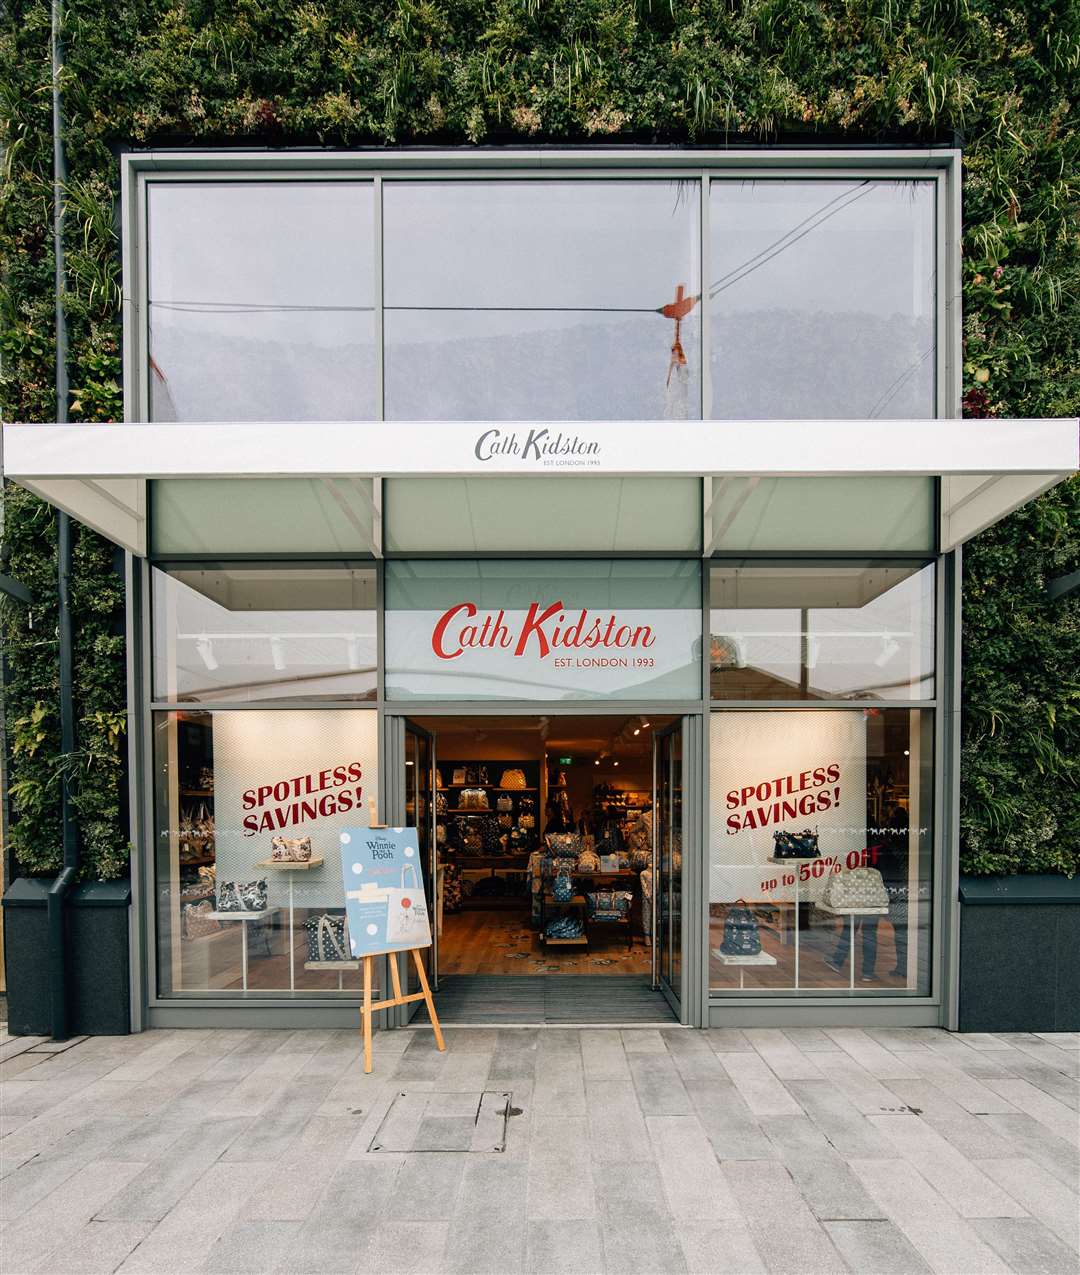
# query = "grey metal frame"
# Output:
<box><xmin>122</xmin><ymin>147</ymin><xmax>962</xmax><ymax>1031</ymax></box>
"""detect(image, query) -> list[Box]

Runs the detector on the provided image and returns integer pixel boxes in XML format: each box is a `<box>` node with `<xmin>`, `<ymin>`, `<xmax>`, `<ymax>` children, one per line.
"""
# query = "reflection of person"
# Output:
<box><xmin>827</xmin><ymin>914</ymin><xmax>878</xmax><ymax>981</ymax></box>
<box><xmin>879</xmin><ymin>802</ymin><xmax>910</xmax><ymax>978</ymax></box>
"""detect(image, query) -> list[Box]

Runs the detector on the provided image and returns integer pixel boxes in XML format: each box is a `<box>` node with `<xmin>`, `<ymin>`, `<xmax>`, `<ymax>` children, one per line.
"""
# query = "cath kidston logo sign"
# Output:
<box><xmin>385</xmin><ymin>598</ymin><xmax>700</xmax><ymax>700</ymax></box>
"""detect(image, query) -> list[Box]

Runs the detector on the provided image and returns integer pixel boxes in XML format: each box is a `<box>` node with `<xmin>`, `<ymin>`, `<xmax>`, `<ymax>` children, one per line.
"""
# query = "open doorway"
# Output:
<box><xmin>402</xmin><ymin>713</ymin><xmax>680</xmax><ymax>1024</ymax></box>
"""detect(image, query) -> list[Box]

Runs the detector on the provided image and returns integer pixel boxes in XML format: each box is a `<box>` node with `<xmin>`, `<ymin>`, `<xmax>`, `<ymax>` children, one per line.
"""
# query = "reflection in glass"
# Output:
<box><xmin>383</xmin><ymin>181</ymin><xmax>700</xmax><ymax>420</ymax></box>
<box><xmin>709</xmin><ymin>180</ymin><xmax>935</xmax><ymax>418</ymax></box>
<box><xmin>148</xmin><ymin>182</ymin><xmax>375</xmax><ymax>421</ymax></box>
<box><xmin>709</xmin><ymin>562</ymin><xmax>935</xmax><ymax>701</ymax></box>
<box><xmin>153</xmin><ymin>566</ymin><xmax>377</xmax><ymax>703</ymax></box>
<box><xmin>709</xmin><ymin>708</ymin><xmax>933</xmax><ymax>995</ymax></box>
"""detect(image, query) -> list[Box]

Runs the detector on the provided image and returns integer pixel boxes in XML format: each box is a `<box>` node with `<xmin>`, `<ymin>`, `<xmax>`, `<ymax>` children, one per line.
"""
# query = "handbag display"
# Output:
<box><xmin>452</xmin><ymin>768</ymin><xmax>466</xmax><ymax>786</ymax></box>
<box><xmin>586</xmin><ymin>890</ymin><xmax>632</xmax><ymax>920</ymax></box>
<box><xmin>545</xmin><ymin>832</ymin><xmax>582</xmax><ymax>858</ymax></box>
<box><xmin>822</xmin><ymin>867</ymin><xmax>889</xmax><ymax>910</ymax></box>
<box><xmin>435</xmin><ymin>791</ymin><xmax>448</xmax><ymax>815</ymax></box>
<box><xmin>305</xmin><ymin>913</ymin><xmax>349</xmax><ymax>962</ymax></box>
<box><xmin>578</xmin><ymin>849</ymin><xmax>601</xmax><ymax>872</ymax></box>
<box><xmin>459</xmin><ymin>788</ymin><xmax>490</xmax><ymax>810</ymax></box>
<box><xmin>500</xmin><ymin>768</ymin><xmax>527</xmax><ymax>790</ymax></box>
<box><xmin>545</xmin><ymin>914</ymin><xmax>583</xmax><ymax>940</ymax></box>
<box><xmin>552</xmin><ymin>871</ymin><xmax>574</xmax><ymax>902</ymax></box>
<box><xmin>496</xmin><ymin>794</ymin><xmax>514</xmax><ymax>812</ymax></box>
<box><xmin>518</xmin><ymin>813</ymin><xmax>536</xmax><ymax>830</ymax></box>
<box><xmin>719</xmin><ymin>900</ymin><xmax>762</xmax><ymax>956</ymax></box>
<box><xmin>772</xmin><ymin>828</ymin><xmax>820</xmax><ymax>859</ymax></box>
<box><xmin>217</xmin><ymin>879</ymin><xmax>268</xmax><ymax>913</ymax></box>
<box><xmin>271</xmin><ymin>835</ymin><xmax>313</xmax><ymax>862</ymax></box>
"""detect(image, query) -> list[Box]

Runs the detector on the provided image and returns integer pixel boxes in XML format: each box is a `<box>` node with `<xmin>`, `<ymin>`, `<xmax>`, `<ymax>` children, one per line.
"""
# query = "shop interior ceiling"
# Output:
<box><xmin>411</xmin><ymin>715</ymin><xmax>670</xmax><ymax>762</ymax></box>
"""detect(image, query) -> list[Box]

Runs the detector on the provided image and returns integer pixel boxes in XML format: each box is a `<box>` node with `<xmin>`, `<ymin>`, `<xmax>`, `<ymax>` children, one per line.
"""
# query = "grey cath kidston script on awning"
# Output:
<box><xmin>1</xmin><ymin>417</ymin><xmax>1077</xmax><ymax>557</ymax></box>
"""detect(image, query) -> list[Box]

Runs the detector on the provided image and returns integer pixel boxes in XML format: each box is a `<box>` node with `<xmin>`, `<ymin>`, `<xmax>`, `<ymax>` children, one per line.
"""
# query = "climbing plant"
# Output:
<box><xmin>1</xmin><ymin>0</ymin><xmax>1077</xmax><ymax>878</ymax></box>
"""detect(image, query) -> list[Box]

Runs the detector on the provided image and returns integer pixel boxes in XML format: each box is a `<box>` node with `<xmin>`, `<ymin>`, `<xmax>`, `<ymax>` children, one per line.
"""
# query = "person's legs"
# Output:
<box><xmin>889</xmin><ymin>896</ymin><xmax>909</xmax><ymax>975</ymax></box>
<box><xmin>827</xmin><ymin>917</ymin><xmax>849</xmax><ymax>972</ymax></box>
<box><xmin>859</xmin><ymin>916</ymin><xmax>879</xmax><ymax>979</ymax></box>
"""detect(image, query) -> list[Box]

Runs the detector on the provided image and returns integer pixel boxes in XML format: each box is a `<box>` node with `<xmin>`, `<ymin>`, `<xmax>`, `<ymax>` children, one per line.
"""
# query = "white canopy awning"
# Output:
<box><xmin>2</xmin><ymin>418</ymin><xmax>1076</xmax><ymax>557</ymax></box>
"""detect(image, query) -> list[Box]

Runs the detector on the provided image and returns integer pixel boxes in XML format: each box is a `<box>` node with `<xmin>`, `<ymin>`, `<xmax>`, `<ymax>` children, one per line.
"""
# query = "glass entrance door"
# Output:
<box><xmin>404</xmin><ymin>722</ymin><xmax>437</xmax><ymax>1009</ymax></box>
<box><xmin>655</xmin><ymin>720</ymin><xmax>684</xmax><ymax>1010</ymax></box>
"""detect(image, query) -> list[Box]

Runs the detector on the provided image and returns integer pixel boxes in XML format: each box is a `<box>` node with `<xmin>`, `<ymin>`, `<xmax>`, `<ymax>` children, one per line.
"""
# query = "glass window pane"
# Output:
<box><xmin>709</xmin><ymin>181</ymin><xmax>935</xmax><ymax>418</ymax></box>
<box><xmin>385</xmin><ymin>559</ymin><xmax>702</xmax><ymax>701</ymax></box>
<box><xmin>153</xmin><ymin>565</ymin><xmax>377</xmax><ymax>703</ymax></box>
<box><xmin>384</xmin><ymin>180</ymin><xmax>701</xmax><ymax>420</ymax></box>
<box><xmin>153</xmin><ymin>708</ymin><xmax>378</xmax><ymax>997</ymax></box>
<box><xmin>152</xmin><ymin>479</ymin><xmax>376</xmax><ymax>554</ymax></box>
<box><xmin>709</xmin><ymin>477</ymin><xmax>934</xmax><ymax>553</ymax></box>
<box><xmin>709</xmin><ymin>708</ymin><xmax>933</xmax><ymax>995</ymax></box>
<box><xmin>148</xmin><ymin>182</ymin><xmax>375</xmax><ymax>421</ymax></box>
<box><xmin>709</xmin><ymin>562</ymin><xmax>935</xmax><ymax>701</ymax></box>
<box><xmin>384</xmin><ymin>477</ymin><xmax>701</xmax><ymax>553</ymax></box>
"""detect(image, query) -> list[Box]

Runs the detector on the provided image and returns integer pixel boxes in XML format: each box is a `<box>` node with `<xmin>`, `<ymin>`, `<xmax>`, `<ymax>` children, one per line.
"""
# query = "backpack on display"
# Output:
<box><xmin>305</xmin><ymin>913</ymin><xmax>349</xmax><ymax>962</ymax></box>
<box><xmin>822</xmin><ymin>867</ymin><xmax>889</xmax><ymax>910</ymax></box>
<box><xmin>719</xmin><ymin>900</ymin><xmax>762</xmax><ymax>956</ymax></box>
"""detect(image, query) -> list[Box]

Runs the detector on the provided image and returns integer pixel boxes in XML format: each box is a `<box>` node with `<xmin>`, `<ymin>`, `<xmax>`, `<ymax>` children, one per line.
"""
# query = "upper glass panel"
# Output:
<box><xmin>709</xmin><ymin>477</ymin><xmax>934</xmax><ymax>553</ymax></box>
<box><xmin>709</xmin><ymin>180</ymin><xmax>935</xmax><ymax>418</ymax></box>
<box><xmin>147</xmin><ymin>182</ymin><xmax>375</xmax><ymax>421</ymax></box>
<box><xmin>385</xmin><ymin>559</ymin><xmax>702</xmax><ymax>701</ymax></box>
<box><xmin>153</xmin><ymin>565</ymin><xmax>377</xmax><ymax>703</ymax></box>
<box><xmin>152</xmin><ymin>478</ymin><xmax>376</xmax><ymax>554</ymax></box>
<box><xmin>383</xmin><ymin>180</ymin><xmax>701</xmax><ymax>421</ymax></box>
<box><xmin>709</xmin><ymin>562</ymin><xmax>935</xmax><ymax>701</ymax></box>
<box><xmin>384</xmin><ymin>477</ymin><xmax>701</xmax><ymax>553</ymax></box>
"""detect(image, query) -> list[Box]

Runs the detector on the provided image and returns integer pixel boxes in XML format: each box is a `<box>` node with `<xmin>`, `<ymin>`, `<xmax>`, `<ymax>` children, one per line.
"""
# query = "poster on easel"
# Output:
<box><xmin>339</xmin><ymin>826</ymin><xmax>432</xmax><ymax>958</ymax></box>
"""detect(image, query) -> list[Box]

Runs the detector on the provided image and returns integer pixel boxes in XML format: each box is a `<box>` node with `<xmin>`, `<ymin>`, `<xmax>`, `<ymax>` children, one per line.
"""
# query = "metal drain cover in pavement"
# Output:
<box><xmin>369</xmin><ymin>1091</ymin><xmax>512</xmax><ymax>1153</ymax></box>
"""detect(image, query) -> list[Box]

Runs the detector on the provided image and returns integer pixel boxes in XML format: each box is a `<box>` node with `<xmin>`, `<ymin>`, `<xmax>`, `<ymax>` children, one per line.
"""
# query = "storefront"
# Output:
<box><xmin>3</xmin><ymin>148</ymin><xmax>1075</xmax><ymax>1031</ymax></box>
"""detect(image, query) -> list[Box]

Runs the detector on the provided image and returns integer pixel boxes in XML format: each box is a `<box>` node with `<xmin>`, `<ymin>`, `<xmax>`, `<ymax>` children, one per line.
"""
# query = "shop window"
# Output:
<box><xmin>709</xmin><ymin>180</ymin><xmax>935</xmax><ymax>418</ymax></box>
<box><xmin>151</xmin><ymin>478</ymin><xmax>378</xmax><ymax>555</ymax></box>
<box><xmin>152</xmin><ymin>565</ymin><xmax>377</xmax><ymax>704</ymax></box>
<box><xmin>383</xmin><ymin>180</ymin><xmax>701</xmax><ymax>421</ymax></box>
<box><xmin>147</xmin><ymin>181</ymin><xmax>375</xmax><ymax>421</ymax></box>
<box><xmin>384</xmin><ymin>477</ymin><xmax>702</xmax><ymax>554</ymax></box>
<box><xmin>708</xmin><ymin>476</ymin><xmax>935</xmax><ymax>553</ymax></box>
<box><xmin>709</xmin><ymin>708</ymin><xmax>933</xmax><ymax>996</ymax></box>
<box><xmin>153</xmin><ymin>709</ymin><xmax>378</xmax><ymax>998</ymax></box>
<box><xmin>709</xmin><ymin>562</ymin><xmax>935</xmax><ymax>701</ymax></box>
<box><xmin>385</xmin><ymin>559</ymin><xmax>702</xmax><ymax>702</ymax></box>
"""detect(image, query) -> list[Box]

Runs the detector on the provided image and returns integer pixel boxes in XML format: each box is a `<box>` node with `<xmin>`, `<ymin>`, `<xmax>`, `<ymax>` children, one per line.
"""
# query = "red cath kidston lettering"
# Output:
<box><xmin>431</xmin><ymin>600</ymin><xmax>657</xmax><ymax>662</ymax></box>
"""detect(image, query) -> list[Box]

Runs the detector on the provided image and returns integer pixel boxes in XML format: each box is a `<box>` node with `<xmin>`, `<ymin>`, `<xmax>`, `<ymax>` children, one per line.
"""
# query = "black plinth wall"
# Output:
<box><xmin>2</xmin><ymin>878</ymin><xmax>132</xmax><ymax>1036</ymax></box>
<box><xmin>959</xmin><ymin>875</ymin><xmax>1080</xmax><ymax>1032</ymax></box>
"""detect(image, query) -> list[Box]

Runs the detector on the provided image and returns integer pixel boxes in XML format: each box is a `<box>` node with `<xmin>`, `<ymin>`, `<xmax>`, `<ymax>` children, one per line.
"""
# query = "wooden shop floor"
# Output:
<box><xmin>437</xmin><ymin>907</ymin><xmax>654</xmax><ymax>977</ymax></box>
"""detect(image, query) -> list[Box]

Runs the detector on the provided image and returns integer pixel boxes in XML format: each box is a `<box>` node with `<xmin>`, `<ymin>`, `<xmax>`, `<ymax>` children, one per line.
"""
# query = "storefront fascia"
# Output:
<box><xmin>3</xmin><ymin>417</ymin><xmax>1076</xmax><ymax>1032</ymax></box>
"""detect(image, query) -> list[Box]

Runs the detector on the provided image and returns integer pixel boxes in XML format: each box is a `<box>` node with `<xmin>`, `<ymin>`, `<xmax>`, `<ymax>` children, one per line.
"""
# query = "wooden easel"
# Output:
<box><xmin>358</xmin><ymin>811</ymin><xmax>445</xmax><ymax>1074</ymax></box>
<box><xmin>360</xmin><ymin>946</ymin><xmax>444</xmax><ymax>1074</ymax></box>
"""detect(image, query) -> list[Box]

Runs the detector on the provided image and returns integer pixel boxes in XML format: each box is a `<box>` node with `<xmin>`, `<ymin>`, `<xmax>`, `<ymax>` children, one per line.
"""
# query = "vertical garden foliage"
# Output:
<box><xmin>1</xmin><ymin>0</ymin><xmax>1077</xmax><ymax>878</ymax></box>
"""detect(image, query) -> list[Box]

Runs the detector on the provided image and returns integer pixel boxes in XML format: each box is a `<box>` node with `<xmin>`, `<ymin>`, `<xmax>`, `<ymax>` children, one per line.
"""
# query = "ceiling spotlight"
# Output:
<box><xmin>594</xmin><ymin>759</ymin><xmax>600</xmax><ymax>766</ymax></box>
<box><xmin>270</xmin><ymin>637</ymin><xmax>286</xmax><ymax>671</ymax></box>
<box><xmin>613</xmin><ymin>760</ymin><xmax>619</xmax><ymax>767</ymax></box>
<box><xmin>874</xmin><ymin>637</ymin><xmax>901</xmax><ymax>668</ymax></box>
<box><xmin>195</xmin><ymin>636</ymin><xmax>218</xmax><ymax>671</ymax></box>
<box><xmin>633</xmin><ymin>726</ymin><xmax>641</xmax><ymax>736</ymax></box>
<box><xmin>903</xmin><ymin>749</ymin><xmax>910</xmax><ymax>757</ymax></box>
<box><xmin>641</xmin><ymin>720</ymin><xmax>650</xmax><ymax>728</ymax></box>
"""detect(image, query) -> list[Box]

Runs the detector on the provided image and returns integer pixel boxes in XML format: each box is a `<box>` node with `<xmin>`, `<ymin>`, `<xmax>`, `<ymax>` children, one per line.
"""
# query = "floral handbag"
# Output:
<box><xmin>218</xmin><ymin>879</ymin><xmax>268</xmax><ymax>912</ymax></box>
<box><xmin>719</xmin><ymin>900</ymin><xmax>762</xmax><ymax>956</ymax></box>
<box><xmin>460</xmin><ymin>788</ymin><xmax>490</xmax><ymax>810</ymax></box>
<box><xmin>271</xmin><ymin>835</ymin><xmax>312</xmax><ymax>862</ymax></box>
<box><xmin>772</xmin><ymin>828</ymin><xmax>820</xmax><ymax>859</ymax></box>
<box><xmin>500</xmin><ymin>769</ymin><xmax>527</xmax><ymax>790</ymax></box>
<box><xmin>552</xmin><ymin>871</ymin><xmax>574</xmax><ymax>902</ymax></box>
<box><xmin>182</xmin><ymin>899</ymin><xmax>220</xmax><ymax>939</ymax></box>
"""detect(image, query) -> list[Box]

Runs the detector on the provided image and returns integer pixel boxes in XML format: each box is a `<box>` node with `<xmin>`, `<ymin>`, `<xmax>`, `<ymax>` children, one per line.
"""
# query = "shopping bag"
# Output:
<box><xmin>384</xmin><ymin>864</ymin><xmax>431</xmax><ymax>947</ymax></box>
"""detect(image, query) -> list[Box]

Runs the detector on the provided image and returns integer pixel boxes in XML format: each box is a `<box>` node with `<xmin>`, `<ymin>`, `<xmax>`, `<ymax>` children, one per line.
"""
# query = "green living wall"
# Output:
<box><xmin>1</xmin><ymin>0</ymin><xmax>1077</xmax><ymax>880</ymax></box>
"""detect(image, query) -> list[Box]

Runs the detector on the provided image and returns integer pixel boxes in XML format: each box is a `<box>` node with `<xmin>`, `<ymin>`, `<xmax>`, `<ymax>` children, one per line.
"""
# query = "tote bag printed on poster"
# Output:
<box><xmin>340</xmin><ymin>826</ymin><xmax>433</xmax><ymax>957</ymax></box>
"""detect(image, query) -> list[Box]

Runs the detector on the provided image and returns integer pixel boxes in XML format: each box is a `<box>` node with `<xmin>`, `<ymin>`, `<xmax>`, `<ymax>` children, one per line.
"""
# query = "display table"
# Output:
<box><xmin>713</xmin><ymin>948</ymin><xmax>778</xmax><ymax>989</ymax></box>
<box><xmin>817</xmin><ymin>902</ymin><xmax>890</xmax><ymax>990</ymax></box>
<box><xmin>204</xmin><ymin>909</ymin><xmax>279</xmax><ymax>991</ymax></box>
<box><xmin>768</xmin><ymin>855</ymin><xmax>819</xmax><ymax>984</ymax></box>
<box><xmin>254</xmin><ymin>857</ymin><xmax>324</xmax><ymax>992</ymax></box>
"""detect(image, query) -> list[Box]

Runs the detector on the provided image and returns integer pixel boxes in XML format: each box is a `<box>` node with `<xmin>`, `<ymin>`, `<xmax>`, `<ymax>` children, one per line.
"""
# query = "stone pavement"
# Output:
<box><xmin>1</xmin><ymin>1025</ymin><xmax>1077</xmax><ymax>1275</ymax></box>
